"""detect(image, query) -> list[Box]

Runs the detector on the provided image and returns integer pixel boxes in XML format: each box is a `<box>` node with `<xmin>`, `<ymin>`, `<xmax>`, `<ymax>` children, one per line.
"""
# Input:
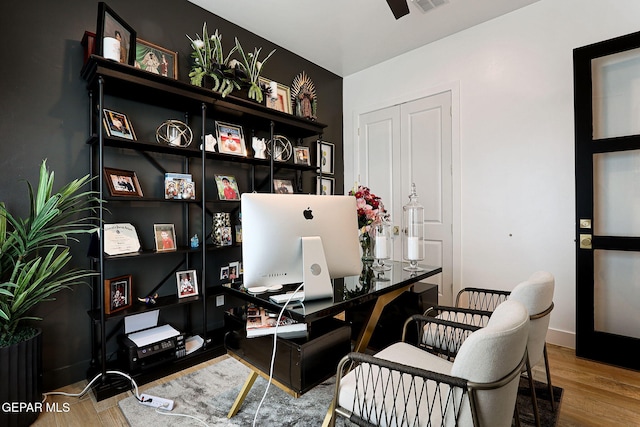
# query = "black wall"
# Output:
<box><xmin>0</xmin><ymin>0</ymin><xmax>343</xmax><ymax>390</ymax></box>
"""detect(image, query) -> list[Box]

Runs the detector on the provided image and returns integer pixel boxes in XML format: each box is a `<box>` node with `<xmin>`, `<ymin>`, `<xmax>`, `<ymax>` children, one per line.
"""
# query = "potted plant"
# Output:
<box><xmin>187</xmin><ymin>23</ymin><xmax>238</xmax><ymax>97</ymax></box>
<box><xmin>0</xmin><ymin>160</ymin><xmax>97</xmax><ymax>427</ymax></box>
<box><xmin>233</xmin><ymin>37</ymin><xmax>276</xmax><ymax>103</ymax></box>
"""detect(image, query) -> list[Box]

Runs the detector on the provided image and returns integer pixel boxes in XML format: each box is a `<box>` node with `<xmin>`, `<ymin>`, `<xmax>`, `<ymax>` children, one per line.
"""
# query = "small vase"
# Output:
<box><xmin>359</xmin><ymin>231</ymin><xmax>374</xmax><ymax>264</ymax></box>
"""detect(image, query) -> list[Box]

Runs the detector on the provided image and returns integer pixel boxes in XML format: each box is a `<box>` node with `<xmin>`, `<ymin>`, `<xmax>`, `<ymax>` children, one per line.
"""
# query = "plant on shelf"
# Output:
<box><xmin>233</xmin><ymin>37</ymin><xmax>276</xmax><ymax>103</ymax></box>
<box><xmin>0</xmin><ymin>160</ymin><xmax>98</xmax><ymax>347</ymax></box>
<box><xmin>187</xmin><ymin>23</ymin><xmax>238</xmax><ymax>97</ymax></box>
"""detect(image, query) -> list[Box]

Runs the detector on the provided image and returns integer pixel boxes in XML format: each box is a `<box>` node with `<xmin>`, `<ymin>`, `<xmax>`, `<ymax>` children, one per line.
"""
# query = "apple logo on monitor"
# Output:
<box><xmin>303</xmin><ymin>207</ymin><xmax>313</xmax><ymax>220</ymax></box>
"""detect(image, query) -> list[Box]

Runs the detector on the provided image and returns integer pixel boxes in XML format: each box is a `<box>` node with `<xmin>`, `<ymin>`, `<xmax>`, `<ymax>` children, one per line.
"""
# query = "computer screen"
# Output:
<box><xmin>241</xmin><ymin>193</ymin><xmax>361</xmax><ymax>300</ymax></box>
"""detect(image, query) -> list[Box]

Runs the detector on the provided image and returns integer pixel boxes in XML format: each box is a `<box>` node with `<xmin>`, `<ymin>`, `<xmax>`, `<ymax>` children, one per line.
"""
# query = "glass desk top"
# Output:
<box><xmin>222</xmin><ymin>261</ymin><xmax>442</xmax><ymax>323</ymax></box>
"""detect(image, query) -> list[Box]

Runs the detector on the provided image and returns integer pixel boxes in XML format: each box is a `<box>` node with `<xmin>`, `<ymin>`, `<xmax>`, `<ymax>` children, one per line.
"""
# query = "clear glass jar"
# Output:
<box><xmin>402</xmin><ymin>183</ymin><xmax>425</xmax><ymax>271</ymax></box>
<box><xmin>371</xmin><ymin>221</ymin><xmax>392</xmax><ymax>272</ymax></box>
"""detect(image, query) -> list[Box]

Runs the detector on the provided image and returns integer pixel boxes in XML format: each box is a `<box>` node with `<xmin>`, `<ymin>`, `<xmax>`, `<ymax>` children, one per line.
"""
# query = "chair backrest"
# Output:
<box><xmin>509</xmin><ymin>271</ymin><xmax>555</xmax><ymax>367</ymax></box>
<box><xmin>451</xmin><ymin>300</ymin><xmax>529</xmax><ymax>427</ymax></box>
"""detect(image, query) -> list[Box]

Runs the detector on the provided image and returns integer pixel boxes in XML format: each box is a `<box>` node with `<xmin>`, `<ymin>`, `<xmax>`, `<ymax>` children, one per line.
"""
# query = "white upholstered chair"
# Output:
<box><xmin>423</xmin><ymin>271</ymin><xmax>556</xmax><ymax>427</ymax></box>
<box><xmin>329</xmin><ymin>300</ymin><xmax>530</xmax><ymax>427</ymax></box>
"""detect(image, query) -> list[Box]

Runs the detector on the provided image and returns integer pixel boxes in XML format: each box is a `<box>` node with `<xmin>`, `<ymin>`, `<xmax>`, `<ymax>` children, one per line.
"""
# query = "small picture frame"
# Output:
<box><xmin>260</xmin><ymin>77</ymin><xmax>292</xmax><ymax>114</ymax></box>
<box><xmin>229</xmin><ymin>261</ymin><xmax>241</xmax><ymax>281</ymax></box>
<box><xmin>215</xmin><ymin>121</ymin><xmax>247</xmax><ymax>156</ymax></box>
<box><xmin>104</xmin><ymin>275</ymin><xmax>132</xmax><ymax>314</ymax></box>
<box><xmin>103</xmin><ymin>108</ymin><xmax>136</xmax><ymax>140</ymax></box>
<box><xmin>135</xmin><ymin>38</ymin><xmax>178</xmax><ymax>79</ymax></box>
<box><xmin>215</xmin><ymin>175</ymin><xmax>240</xmax><ymax>201</ymax></box>
<box><xmin>220</xmin><ymin>266</ymin><xmax>230</xmax><ymax>280</ymax></box>
<box><xmin>317</xmin><ymin>176</ymin><xmax>335</xmax><ymax>195</ymax></box>
<box><xmin>317</xmin><ymin>141</ymin><xmax>335</xmax><ymax>175</ymax></box>
<box><xmin>104</xmin><ymin>167</ymin><xmax>143</xmax><ymax>197</ymax></box>
<box><xmin>212</xmin><ymin>212</ymin><xmax>233</xmax><ymax>246</ymax></box>
<box><xmin>176</xmin><ymin>270</ymin><xmax>198</xmax><ymax>298</ymax></box>
<box><xmin>274</xmin><ymin>178</ymin><xmax>295</xmax><ymax>194</ymax></box>
<box><xmin>294</xmin><ymin>146</ymin><xmax>311</xmax><ymax>166</ymax></box>
<box><xmin>165</xmin><ymin>173</ymin><xmax>195</xmax><ymax>200</ymax></box>
<box><xmin>96</xmin><ymin>2</ymin><xmax>136</xmax><ymax>65</ymax></box>
<box><xmin>153</xmin><ymin>223</ymin><xmax>177</xmax><ymax>252</ymax></box>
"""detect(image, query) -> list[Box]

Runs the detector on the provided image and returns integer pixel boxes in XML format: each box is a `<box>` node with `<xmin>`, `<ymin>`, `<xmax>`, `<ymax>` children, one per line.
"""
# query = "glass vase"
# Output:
<box><xmin>402</xmin><ymin>183</ymin><xmax>425</xmax><ymax>271</ymax></box>
<box><xmin>359</xmin><ymin>231</ymin><xmax>374</xmax><ymax>264</ymax></box>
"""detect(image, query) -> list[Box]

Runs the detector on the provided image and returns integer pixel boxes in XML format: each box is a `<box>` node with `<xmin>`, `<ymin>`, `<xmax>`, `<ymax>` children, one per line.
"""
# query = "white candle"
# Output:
<box><xmin>407</xmin><ymin>236</ymin><xmax>420</xmax><ymax>260</ymax></box>
<box><xmin>270</xmin><ymin>81</ymin><xmax>278</xmax><ymax>99</ymax></box>
<box><xmin>375</xmin><ymin>236</ymin><xmax>388</xmax><ymax>259</ymax></box>
<box><xmin>103</xmin><ymin>37</ymin><xmax>121</xmax><ymax>62</ymax></box>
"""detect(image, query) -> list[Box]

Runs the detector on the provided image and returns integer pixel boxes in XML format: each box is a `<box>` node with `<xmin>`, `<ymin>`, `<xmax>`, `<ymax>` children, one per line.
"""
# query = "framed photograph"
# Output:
<box><xmin>229</xmin><ymin>261</ymin><xmax>240</xmax><ymax>281</ymax></box>
<box><xmin>215</xmin><ymin>121</ymin><xmax>247</xmax><ymax>156</ymax></box>
<box><xmin>176</xmin><ymin>270</ymin><xmax>198</xmax><ymax>298</ymax></box>
<box><xmin>103</xmin><ymin>108</ymin><xmax>136</xmax><ymax>140</ymax></box>
<box><xmin>104</xmin><ymin>167</ymin><xmax>143</xmax><ymax>197</ymax></box>
<box><xmin>135</xmin><ymin>38</ymin><xmax>178</xmax><ymax>79</ymax></box>
<box><xmin>260</xmin><ymin>77</ymin><xmax>292</xmax><ymax>114</ymax></box>
<box><xmin>153</xmin><ymin>223</ymin><xmax>176</xmax><ymax>252</ymax></box>
<box><xmin>317</xmin><ymin>176</ymin><xmax>335</xmax><ymax>195</ymax></box>
<box><xmin>220</xmin><ymin>266</ymin><xmax>230</xmax><ymax>280</ymax></box>
<box><xmin>96</xmin><ymin>2</ymin><xmax>136</xmax><ymax>65</ymax></box>
<box><xmin>212</xmin><ymin>212</ymin><xmax>232</xmax><ymax>246</ymax></box>
<box><xmin>165</xmin><ymin>173</ymin><xmax>195</xmax><ymax>200</ymax></box>
<box><xmin>214</xmin><ymin>175</ymin><xmax>240</xmax><ymax>201</ymax></box>
<box><xmin>317</xmin><ymin>141</ymin><xmax>335</xmax><ymax>175</ymax></box>
<box><xmin>274</xmin><ymin>178</ymin><xmax>295</xmax><ymax>194</ymax></box>
<box><xmin>104</xmin><ymin>275</ymin><xmax>132</xmax><ymax>314</ymax></box>
<box><xmin>293</xmin><ymin>146</ymin><xmax>311</xmax><ymax>165</ymax></box>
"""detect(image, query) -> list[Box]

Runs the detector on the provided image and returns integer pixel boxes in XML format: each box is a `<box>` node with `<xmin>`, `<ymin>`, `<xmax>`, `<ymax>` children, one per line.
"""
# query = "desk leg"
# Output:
<box><xmin>227</xmin><ymin>370</ymin><xmax>259</xmax><ymax>418</ymax></box>
<box><xmin>322</xmin><ymin>399</ymin><xmax>335</xmax><ymax>427</ymax></box>
<box><xmin>353</xmin><ymin>285</ymin><xmax>411</xmax><ymax>353</ymax></box>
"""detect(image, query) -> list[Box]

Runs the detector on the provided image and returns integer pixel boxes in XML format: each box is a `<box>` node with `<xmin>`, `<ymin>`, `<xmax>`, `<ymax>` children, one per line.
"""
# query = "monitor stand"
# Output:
<box><xmin>301</xmin><ymin>236</ymin><xmax>333</xmax><ymax>300</ymax></box>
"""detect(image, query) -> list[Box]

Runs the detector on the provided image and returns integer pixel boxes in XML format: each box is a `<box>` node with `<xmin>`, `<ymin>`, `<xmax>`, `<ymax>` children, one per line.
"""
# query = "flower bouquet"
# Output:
<box><xmin>349</xmin><ymin>185</ymin><xmax>388</xmax><ymax>262</ymax></box>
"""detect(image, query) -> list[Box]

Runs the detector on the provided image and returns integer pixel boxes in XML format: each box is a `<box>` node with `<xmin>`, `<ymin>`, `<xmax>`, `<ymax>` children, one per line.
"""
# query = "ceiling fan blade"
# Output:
<box><xmin>386</xmin><ymin>0</ymin><xmax>410</xmax><ymax>19</ymax></box>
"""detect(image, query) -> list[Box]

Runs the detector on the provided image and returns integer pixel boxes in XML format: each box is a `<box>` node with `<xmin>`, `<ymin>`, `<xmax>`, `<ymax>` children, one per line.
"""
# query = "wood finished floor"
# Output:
<box><xmin>31</xmin><ymin>344</ymin><xmax>640</xmax><ymax>426</ymax></box>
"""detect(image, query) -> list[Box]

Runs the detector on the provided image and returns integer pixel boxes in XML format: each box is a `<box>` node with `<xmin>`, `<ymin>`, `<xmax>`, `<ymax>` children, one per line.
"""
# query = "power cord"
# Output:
<box><xmin>252</xmin><ymin>282</ymin><xmax>305</xmax><ymax>427</ymax></box>
<box><xmin>42</xmin><ymin>370</ymin><xmax>210</xmax><ymax>426</ymax></box>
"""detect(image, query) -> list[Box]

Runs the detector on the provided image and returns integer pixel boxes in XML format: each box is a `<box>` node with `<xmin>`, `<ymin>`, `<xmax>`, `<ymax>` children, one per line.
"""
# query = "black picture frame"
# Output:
<box><xmin>104</xmin><ymin>275</ymin><xmax>132</xmax><ymax>314</ymax></box>
<box><xmin>96</xmin><ymin>2</ymin><xmax>136</xmax><ymax>65</ymax></box>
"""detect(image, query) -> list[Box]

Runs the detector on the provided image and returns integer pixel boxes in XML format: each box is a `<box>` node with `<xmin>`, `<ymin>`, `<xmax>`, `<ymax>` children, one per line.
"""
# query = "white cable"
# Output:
<box><xmin>155</xmin><ymin>408</ymin><xmax>210</xmax><ymax>426</ymax></box>
<box><xmin>252</xmin><ymin>282</ymin><xmax>305</xmax><ymax>427</ymax></box>
<box><xmin>42</xmin><ymin>370</ymin><xmax>141</xmax><ymax>403</ymax></box>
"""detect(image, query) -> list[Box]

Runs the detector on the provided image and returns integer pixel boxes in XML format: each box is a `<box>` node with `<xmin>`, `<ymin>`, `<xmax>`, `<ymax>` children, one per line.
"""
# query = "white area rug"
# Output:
<box><xmin>118</xmin><ymin>357</ymin><xmax>348</xmax><ymax>426</ymax></box>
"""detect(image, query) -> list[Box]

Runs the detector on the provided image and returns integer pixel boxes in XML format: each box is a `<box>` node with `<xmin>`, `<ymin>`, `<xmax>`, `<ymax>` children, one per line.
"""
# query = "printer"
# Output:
<box><xmin>119</xmin><ymin>310</ymin><xmax>186</xmax><ymax>372</ymax></box>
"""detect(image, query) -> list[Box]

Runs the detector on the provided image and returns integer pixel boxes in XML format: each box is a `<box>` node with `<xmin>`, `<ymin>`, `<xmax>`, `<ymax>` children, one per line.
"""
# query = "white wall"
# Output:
<box><xmin>343</xmin><ymin>0</ymin><xmax>640</xmax><ymax>348</ymax></box>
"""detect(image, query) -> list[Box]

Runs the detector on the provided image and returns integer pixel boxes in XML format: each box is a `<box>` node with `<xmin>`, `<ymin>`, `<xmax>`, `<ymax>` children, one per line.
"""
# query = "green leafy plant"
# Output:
<box><xmin>0</xmin><ymin>160</ymin><xmax>98</xmax><ymax>347</ymax></box>
<box><xmin>234</xmin><ymin>37</ymin><xmax>276</xmax><ymax>103</ymax></box>
<box><xmin>187</xmin><ymin>23</ymin><xmax>238</xmax><ymax>97</ymax></box>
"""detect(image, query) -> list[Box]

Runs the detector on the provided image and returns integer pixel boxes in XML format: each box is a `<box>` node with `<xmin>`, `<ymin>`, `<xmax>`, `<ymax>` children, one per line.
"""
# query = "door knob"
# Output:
<box><xmin>579</xmin><ymin>234</ymin><xmax>592</xmax><ymax>249</ymax></box>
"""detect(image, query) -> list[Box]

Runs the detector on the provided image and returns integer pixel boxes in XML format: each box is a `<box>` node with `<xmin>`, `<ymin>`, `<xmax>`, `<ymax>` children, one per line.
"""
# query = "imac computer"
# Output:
<box><xmin>241</xmin><ymin>193</ymin><xmax>361</xmax><ymax>301</ymax></box>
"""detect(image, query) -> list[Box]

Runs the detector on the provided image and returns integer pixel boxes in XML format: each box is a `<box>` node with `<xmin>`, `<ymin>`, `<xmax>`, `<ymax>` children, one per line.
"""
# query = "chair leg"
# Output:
<box><xmin>543</xmin><ymin>343</ymin><xmax>555</xmax><ymax>411</ymax></box>
<box><xmin>525</xmin><ymin>356</ymin><xmax>541</xmax><ymax>427</ymax></box>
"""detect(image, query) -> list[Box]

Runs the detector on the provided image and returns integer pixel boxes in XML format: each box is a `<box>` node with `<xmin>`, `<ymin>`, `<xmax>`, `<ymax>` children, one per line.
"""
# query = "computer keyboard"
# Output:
<box><xmin>269</xmin><ymin>291</ymin><xmax>305</xmax><ymax>304</ymax></box>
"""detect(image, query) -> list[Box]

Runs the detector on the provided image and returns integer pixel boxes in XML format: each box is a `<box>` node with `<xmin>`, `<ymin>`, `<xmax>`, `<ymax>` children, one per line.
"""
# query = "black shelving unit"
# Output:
<box><xmin>82</xmin><ymin>55</ymin><xmax>326</xmax><ymax>400</ymax></box>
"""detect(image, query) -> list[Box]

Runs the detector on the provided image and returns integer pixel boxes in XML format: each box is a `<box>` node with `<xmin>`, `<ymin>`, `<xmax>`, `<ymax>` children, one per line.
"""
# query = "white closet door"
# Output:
<box><xmin>358</xmin><ymin>91</ymin><xmax>453</xmax><ymax>303</ymax></box>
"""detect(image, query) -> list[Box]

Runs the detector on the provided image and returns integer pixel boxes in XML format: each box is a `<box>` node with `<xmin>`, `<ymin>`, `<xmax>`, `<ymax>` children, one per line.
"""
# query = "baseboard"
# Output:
<box><xmin>546</xmin><ymin>328</ymin><xmax>575</xmax><ymax>349</ymax></box>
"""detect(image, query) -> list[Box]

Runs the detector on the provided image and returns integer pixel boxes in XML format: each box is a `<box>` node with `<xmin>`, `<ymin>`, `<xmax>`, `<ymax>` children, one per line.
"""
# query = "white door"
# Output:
<box><xmin>358</xmin><ymin>91</ymin><xmax>453</xmax><ymax>304</ymax></box>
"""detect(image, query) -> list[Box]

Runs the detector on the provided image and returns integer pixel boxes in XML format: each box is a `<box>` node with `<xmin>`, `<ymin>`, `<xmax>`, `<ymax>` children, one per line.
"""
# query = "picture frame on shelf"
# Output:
<box><xmin>214</xmin><ymin>175</ymin><xmax>240</xmax><ymax>201</ymax></box>
<box><xmin>96</xmin><ymin>2</ymin><xmax>136</xmax><ymax>65</ymax></box>
<box><xmin>212</xmin><ymin>212</ymin><xmax>232</xmax><ymax>246</ymax></box>
<box><xmin>165</xmin><ymin>172</ymin><xmax>195</xmax><ymax>200</ymax></box>
<box><xmin>293</xmin><ymin>146</ymin><xmax>310</xmax><ymax>165</ymax></box>
<box><xmin>104</xmin><ymin>167</ymin><xmax>143</xmax><ymax>197</ymax></box>
<box><xmin>220</xmin><ymin>266</ymin><xmax>229</xmax><ymax>280</ymax></box>
<box><xmin>102</xmin><ymin>108</ymin><xmax>136</xmax><ymax>140</ymax></box>
<box><xmin>176</xmin><ymin>270</ymin><xmax>198</xmax><ymax>298</ymax></box>
<box><xmin>260</xmin><ymin>77</ymin><xmax>292</xmax><ymax>114</ymax></box>
<box><xmin>317</xmin><ymin>176</ymin><xmax>335</xmax><ymax>195</ymax></box>
<box><xmin>153</xmin><ymin>223</ymin><xmax>177</xmax><ymax>252</ymax></box>
<box><xmin>317</xmin><ymin>141</ymin><xmax>335</xmax><ymax>175</ymax></box>
<box><xmin>104</xmin><ymin>275</ymin><xmax>132</xmax><ymax>314</ymax></box>
<box><xmin>274</xmin><ymin>178</ymin><xmax>295</xmax><ymax>194</ymax></box>
<box><xmin>215</xmin><ymin>121</ymin><xmax>247</xmax><ymax>156</ymax></box>
<box><xmin>135</xmin><ymin>38</ymin><xmax>178</xmax><ymax>79</ymax></box>
<box><xmin>229</xmin><ymin>261</ymin><xmax>241</xmax><ymax>281</ymax></box>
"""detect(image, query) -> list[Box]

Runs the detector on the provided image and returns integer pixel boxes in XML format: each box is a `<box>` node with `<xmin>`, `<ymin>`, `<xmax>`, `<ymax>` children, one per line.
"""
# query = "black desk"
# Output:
<box><xmin>222</xmin><ymin>261</ymin><xmax>442</xmax><ymax>418</ymax></box>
